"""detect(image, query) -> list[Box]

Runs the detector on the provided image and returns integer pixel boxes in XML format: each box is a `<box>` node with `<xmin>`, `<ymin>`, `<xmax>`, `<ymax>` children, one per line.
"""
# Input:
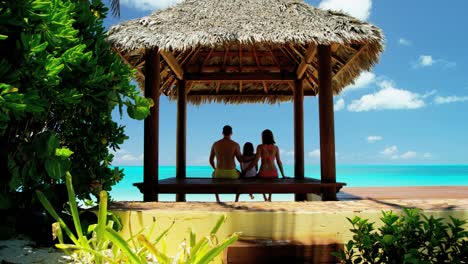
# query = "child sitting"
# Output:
<box><xmin>235</xmin><ymin>142</ymin><xmax>257</xmax><ymax>201</ymax></box>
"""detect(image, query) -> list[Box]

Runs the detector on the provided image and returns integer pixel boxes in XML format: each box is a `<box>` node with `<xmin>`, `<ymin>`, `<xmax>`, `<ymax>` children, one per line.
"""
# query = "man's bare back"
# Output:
<box><xmin>210</xmin><ymin>138</ymin><xmax>241</xmax><ymax>170</ymax></box>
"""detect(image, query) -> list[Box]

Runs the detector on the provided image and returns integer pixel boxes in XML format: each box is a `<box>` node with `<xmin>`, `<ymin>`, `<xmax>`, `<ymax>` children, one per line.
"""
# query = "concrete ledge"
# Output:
<box><xmin>109</xmin><ymin>199</ymin><xmax>468</xmax><ymax>263</ymax></box>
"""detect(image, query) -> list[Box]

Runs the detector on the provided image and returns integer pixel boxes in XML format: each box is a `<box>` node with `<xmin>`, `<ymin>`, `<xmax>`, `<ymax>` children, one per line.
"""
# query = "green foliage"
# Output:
<box><xmin>333</xmin><ymin>208</ymin><xmax>468</xmax><ymax>264</ymax></box>
<box><xmin>38</xmin><ymin>172</ymin><xmax>239</xmax><ymax>264</ymax></box>
<box><xmin>0</xmin><ymin>0</ymin><xmax>152</xmax><ymax>204</ymax></box>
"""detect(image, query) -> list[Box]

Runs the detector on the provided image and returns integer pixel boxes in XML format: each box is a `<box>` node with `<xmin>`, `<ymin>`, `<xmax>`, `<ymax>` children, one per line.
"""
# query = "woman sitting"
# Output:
<box><xmin>243</xmin><ymin>129</ymin><xmax>286</xmax><ymax>201</ymax></box>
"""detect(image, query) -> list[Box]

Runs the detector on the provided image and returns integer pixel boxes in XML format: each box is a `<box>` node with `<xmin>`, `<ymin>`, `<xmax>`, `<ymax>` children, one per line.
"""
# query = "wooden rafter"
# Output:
<box><xmin>262</xmin><ymin>81</ymin><xmax>268</xmax><ymax>93</ymax></box>
<box><xmin>160</xmin><ymin>51</ymin><xmax>184</xmax><ymax>80</ymax></box>
<box><xmin>197</xmin><ymin>51</ymin><xmax>280</xmax><ymax>57</ymax></box>
<box><xmin>215</xmin><ymin>81</ymin><xmax>221</xmax><ymax>93</ymax></box>
<box><xmin>113</xmin><ymin>48</ymin><xmax>145</xmax><ymax>80</ymax></box>
<box><xmin>296</xmin><ymin>44</ymin><xmax>317</xmax><ymax>79</ymax></box>
<box><xmin>193</xmin><ymin>65</ymin><xmax>291</xmax><ymax>72</ymax></box>
<box><xmin>187</xmin><ymin>81</ymin><xmax>194</xmax><ymax>94</ymax></box>
<box><xmin>333</xmin><ymin>44</ymin><xmax>367</xmax><ymax>81</ymax></box>
<box><xmin>185</xmin><ymin>72</ymin><xmax>296</xmax><ymax>81</ymax></box>
<box><xmin>252</xmin><ymin>44</ymin><xmax>261</xmax><ymax>69</ymax></box>
<box><xmin>289</xmin><ymin>44</ymin><xmax>303</xmax><ymax>58</ymax></box>
<box><xmin>279</xmin><ymin>46</ymin><xmax>300</xmax><ymax>64</ymax></box>
<box><xmin>239</xmin><ymin>43</ymin><xmax>243</xmax><ymax>72</ymax></box>
<box><xmin>266</xmin><ymin>44</ymin><xmax>281</xmax><ymax>68</ymax></box>
<box><xmin>202</xmin><ymin>48</ymin><xmax>214</xmax><ymax>68</ymax></box>
<box><xmin>222</xmin><ymin>45</ymin><xmax>229</xmax><ymax>72</ymax></box>
<box><xmin>181</xmin><ymin>46</ymin><xmax>201</xmax><ymax>67</ymax></box>
<box><xmin>239</xmin><ymin>81</ymin><xmax>243</xmax><ymax>93</ymax></box>
<box><xmin>188</xmin><ymin>89</ymin><xmax>317</xmax><ymax>96</ymax></box>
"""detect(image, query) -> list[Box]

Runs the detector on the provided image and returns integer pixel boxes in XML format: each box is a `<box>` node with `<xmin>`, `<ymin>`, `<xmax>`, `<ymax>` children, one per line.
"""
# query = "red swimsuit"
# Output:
<box><xmin>257</xmin><ymin>145</ymin><xmax>279</xmax><ymax>179</ymax></box>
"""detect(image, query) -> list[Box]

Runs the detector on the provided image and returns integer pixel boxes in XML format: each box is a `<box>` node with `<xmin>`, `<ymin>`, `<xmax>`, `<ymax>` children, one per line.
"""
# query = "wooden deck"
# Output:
<box><xmin>134</xmin><ymin>177</ymin><xmax>346</xmax><ymax>196</ymax></box>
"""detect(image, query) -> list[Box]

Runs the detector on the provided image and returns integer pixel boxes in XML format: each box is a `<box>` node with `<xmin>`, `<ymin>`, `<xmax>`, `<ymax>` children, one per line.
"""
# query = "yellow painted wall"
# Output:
<box><xmin>111</xmin><ymin>205</ymin><xmax>468</xmax><ymax>263</ymax></box>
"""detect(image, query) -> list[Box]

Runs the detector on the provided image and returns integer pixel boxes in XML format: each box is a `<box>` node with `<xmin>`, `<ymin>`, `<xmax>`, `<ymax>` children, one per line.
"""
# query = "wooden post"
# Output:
<box><xmin>143</xmin><ymin>48</ymin><xmax>160</xmax><ymax>202</ymax></box>
<box><xmin>294</xmin><ymin>79</ymin><xmax>306</xmax><ymax>201</ymax></box>
<box><xmin>318</xmin><ymin>45</ymin><xmax>337</xmax><ymax>201</ymax></box>
<box><xmin>176</xmin><ymin>79</ymin><xmax>187</xmax><ymax>202</ymax></box>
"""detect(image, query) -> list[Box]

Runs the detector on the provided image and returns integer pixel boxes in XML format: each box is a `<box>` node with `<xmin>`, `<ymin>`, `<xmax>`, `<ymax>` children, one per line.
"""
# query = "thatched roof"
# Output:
<box><xmin>108</xmin><ymin>0</ymin><xmax>384</xmax><ymax>105</ymax></box>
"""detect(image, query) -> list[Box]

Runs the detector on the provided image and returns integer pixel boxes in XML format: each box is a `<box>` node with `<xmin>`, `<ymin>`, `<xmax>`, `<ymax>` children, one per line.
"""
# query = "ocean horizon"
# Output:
<box><xmin>109</xmin><ymin>165</ymin><xmax>468</xmax><ymax>202</ymax></box>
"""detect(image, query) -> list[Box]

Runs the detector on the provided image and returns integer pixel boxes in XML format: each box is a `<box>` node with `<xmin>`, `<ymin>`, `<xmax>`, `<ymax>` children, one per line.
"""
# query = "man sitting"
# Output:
<box><xmin>209</xmin><ymin>125</ymin><xmax>242</xmax><ymax>202</ymax></box>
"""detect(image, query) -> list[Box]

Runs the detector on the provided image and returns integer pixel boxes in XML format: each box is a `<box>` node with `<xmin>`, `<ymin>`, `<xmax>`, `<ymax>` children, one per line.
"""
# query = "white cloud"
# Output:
<box><xmin>418</xmin><ymin>55</ymin><xmax>434</xmax><ymax>67</ymax></box>
<box><xmin>414</xmin><ymin>55</ymin><xmax>456</xmax><ymax>69</ymax></box>
<box><xmin>367</xmin><ymin>135</ymin><xmax>383</xmax><ymax>143</ymax></box>
<box><xmin>286</xmin><ymin>150</ymin><xmax>295</xmax><ymax>156</ymax></box>
<box><xmin>381</xmin><ymin>145</ymin><xmax>398</xmax><ymax>156</ymax></box>
<box><xmin>434</xmin><ymin>95</ymin><xmax>468</xmax><ymax>104</ymax></box>
<box><xmin>344</xmin><ymin>71</ymin><xmax>376</xmax><ymax>91</ymax></box>
<box><xmin>400</xmin><ymin>151</ymin><xmax>417</xmax><ymax>159</ymax></box>
<box><xmin>423</xmin><ymin>153</ymin><xmax>432</xmax><ymax>159</ymax></box>
<box><xmin>120</xmin><ymin>0</ymin><xmax>181</xmax><ymax>11</ymax></box>
<box><xmin>398</xmin><ymin>38</ymin><xmax>412</xmax><ymax>46</ymax></box>
<box><xmin>308</xmin><ymin>149</ymin><xmax>321</xmax><ymax>158</ymax></box>
<box><xmin>348</xmin><ymin>80</ymin><xmax>425</xmax><ymax>112</ymax></box>
<box><xmin>334</xmin><ymin>98</ymin><xmax>345</xmax><ymax>111</ymax></box>
<box><xmin>120</xmin><ymin>154</ymin><xmax>141</xmax><ymax>161</ymax></box>
<box><xmin>319</xmin><ymin>0</ymin><xmax>372</xmax><ymax>21</ymax></box>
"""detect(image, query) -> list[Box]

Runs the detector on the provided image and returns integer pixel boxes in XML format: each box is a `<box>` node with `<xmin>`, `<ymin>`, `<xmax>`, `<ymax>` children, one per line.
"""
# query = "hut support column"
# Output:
<box><xmin>294</xmin><ymin>79</ymin><xmax>306</xmax><ymax>201</ymax></box>
<box><xmin>143</xmin><ymin>48</ymin><xmax>160</xmax><ymax>202</ymax></box>
<box><xmin>318</xmin><ymin>45</ymin><xmax>337</xmax><ymax>201</ymax></box>
<box><xmin>176</xmin><ymin>79</ymin><xmax>187</xmax><ymax>202</ymax></box>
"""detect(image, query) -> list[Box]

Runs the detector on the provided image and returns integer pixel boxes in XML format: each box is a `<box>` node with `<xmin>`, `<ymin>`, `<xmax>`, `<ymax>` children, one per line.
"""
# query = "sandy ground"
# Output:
<box><xmin>0</xmin><ymin>239</ymin><xmax>66</xmax><ymax>264</ymax></box>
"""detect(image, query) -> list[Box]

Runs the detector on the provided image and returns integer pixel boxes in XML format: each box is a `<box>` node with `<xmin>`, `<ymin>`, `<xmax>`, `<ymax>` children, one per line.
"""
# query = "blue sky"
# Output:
<box><xmin>105</xmin><ymin>0</ymin><xmax>468</xmax><ymax>166</ymax></box>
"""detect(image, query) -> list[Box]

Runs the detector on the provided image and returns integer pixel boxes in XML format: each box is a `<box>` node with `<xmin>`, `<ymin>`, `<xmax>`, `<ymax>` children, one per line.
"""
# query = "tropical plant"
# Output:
<box><xmin>0</xmin><ymin>0</ymin><xmax>151</xmax><ymax>207</ymax></box>
<box><xmin>333</xmin><ymin>208</ymin><xmax>468</xmax><ymax>264</ymax></box>
<box><xmin>37</xmin><ymin>172</ymin><xmax>239</xmax><ymax>264</ymax></box>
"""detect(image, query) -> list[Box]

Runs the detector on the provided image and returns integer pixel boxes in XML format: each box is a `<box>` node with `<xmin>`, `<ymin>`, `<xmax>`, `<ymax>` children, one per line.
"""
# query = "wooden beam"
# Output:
<box><xmin>318</xmin><ymin>45</ymin><xmax>337</xmax><ymax>201</ymax></box>
<box><xmin>333</xmin><ymin>44</ymin><xmax>366</xmax><ymax>81</ymax></box>
<box><xmin>296</xmin><ymin>44</ymin><xmax>317</xmax><ymax>79</ymax></box>
<box><xmin>262</xmin><ymin>81</ymin><xmax>268</xmax><ymax>93</ymax></box>
<box><xmin>222</xmin><ymin>45</ymin><xmax>229</xmax><ymax>72</ymax></box>
<box><xmin>187</xmin><ymin>89</ymin><xmax>316</xmax><ymax>96</ymax></box>
<box><xmin>266</xmin><ymin>44</ymin><xmax>281</xmax><ymax>68</ymax></box>
<box><xmin>185</xmin><ymin>72</ymin><xmax>296</xmax><ymax>81</ymax></box>
<box><xmin>113</xmin><ymin>48</ymin><xmax>145</xmax><ymax>80</ymax></box>
<box><xmin>294</xmin><ymin>79</ymin><xmax>306</xmax><ymax>201</ymax></box>
<box><xmin>189</xmin><ymin>65</ymin><xmax>288</xmax><ymax>72</ymax></box>
<box><xmin>160</xmin><ymin>50</ymin><xmax>184</xmax><ymax>80</ymax></box>
<box><xmin>202</xmin><ymin>48</ymin><xmax>214</xmax><ymax>68</ymax></box>
<box><xmin>176</xmin><ymin>80</ymin><xmax>187</xmax><ymax>202</ymax></box>
<box><xmin>239</xmin><ymin>81</ymin><xmax>243</xmax><ymax>93</ymax></box>
<box><xmin>143</xmin><ymin>48</ymin><xmax>160</xmax><ymax>202</ymax></box>
<box><xmin>215</xmin><ymin>81</ymin><xmax>221</xmax><ymax>93</ymax></box>
<box><xmin>239</xmin><ymin>43</ymin><xmax>243</xmax><ymax>72</ymax></box>
<box><xmin>252</xmin><ymin>45</ymin><xmax>261</xmax><ymax>69</ymax></box>
<box><xmin>181</xmin><ymin>46</ymin><xmax>201</xmax><ymax>67</ymax></box>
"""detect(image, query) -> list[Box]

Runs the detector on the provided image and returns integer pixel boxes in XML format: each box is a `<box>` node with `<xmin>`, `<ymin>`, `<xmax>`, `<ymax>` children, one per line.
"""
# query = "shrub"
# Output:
<box><xmin>333</xmin><ymin>208</ymin><xmax>468</xmax><ymax>264</ymax></box>
<box><xmin>0</xmin><ymin>0</ymin><xmax>151</xmax><ymax>207</ymax></box>
<box><xmin>37</xmin><ymin>172</ymin><xmax>239</xmax><ymax>263</ymax></box>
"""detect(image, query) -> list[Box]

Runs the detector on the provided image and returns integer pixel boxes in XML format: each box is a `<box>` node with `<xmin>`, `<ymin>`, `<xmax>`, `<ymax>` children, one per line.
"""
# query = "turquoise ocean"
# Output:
<box><xmin>110</xmin><ymin>165</ymin><xmax>468</xmax><ymax>202</ymax></box>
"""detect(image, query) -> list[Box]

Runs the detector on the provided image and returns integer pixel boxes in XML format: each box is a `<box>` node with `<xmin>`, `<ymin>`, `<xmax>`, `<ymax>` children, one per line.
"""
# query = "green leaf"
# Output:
<box><xmin>196</xmin><ymin>233</ymin><xmax>238</xmax><ymax>264</ymax></box>
<box><xmin>45</xmin><ymin>158</ymin><xmax>69</xmax><ymax>179</ymax></box>
<box><xmin>36</xmin><ymin>190</ymin><xmax>79</xmax><ymax>244</ymax></box>
<box><xmin>105</xmin><ymin>227</ymin><xmax>141</xmax><ymax>264</ymax></box>
<box><xmin>46</xmin><ymin>134</ymin><xmax>60</xmax><ymax>154</ymax></box>
<box><xmin>55</xmin><ymin>147</ymin><xmax>74</xmax><ymax>158</ymax></box>
<box><xmin>0</xmin><ymin>35</ymin><xmax>7</xmax><ymax>40</ymax></box>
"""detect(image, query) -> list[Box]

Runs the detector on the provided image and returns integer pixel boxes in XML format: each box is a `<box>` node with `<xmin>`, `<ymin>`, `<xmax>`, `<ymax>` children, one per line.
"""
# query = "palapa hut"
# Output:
<box><xmin>107</xmin><ymin>0</ymin><xmax>384</xmax><ymax>202</ymax></box>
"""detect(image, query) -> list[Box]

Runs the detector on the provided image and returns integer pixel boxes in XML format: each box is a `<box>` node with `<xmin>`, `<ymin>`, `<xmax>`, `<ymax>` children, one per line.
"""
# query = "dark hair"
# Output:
<box><xmin>262</xmin><ymin>129</ymin><xmax>275</xmax><ymax>145</ymax></box>
<box><xmin>222</xmin><ymin>125</ymin><xmax>232</xmax><ymax>136</ymax></box>
<box><xmin>243</xmin><ymin>142</ymin><xmax>254</xmax><ymax>156</ymax></box>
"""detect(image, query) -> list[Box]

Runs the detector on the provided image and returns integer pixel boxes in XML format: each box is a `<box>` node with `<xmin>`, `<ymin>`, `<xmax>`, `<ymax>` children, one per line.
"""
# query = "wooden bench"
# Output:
<box><xmin>134</xmin><ymin>177</ymin><xmax>346</xmax><ymax>201</ymax></box>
